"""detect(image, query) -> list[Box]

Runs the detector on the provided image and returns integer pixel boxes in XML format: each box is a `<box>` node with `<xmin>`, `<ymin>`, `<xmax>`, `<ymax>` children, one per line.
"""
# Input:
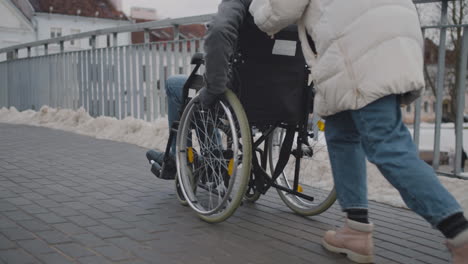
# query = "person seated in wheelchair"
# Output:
<box><xmin>146</xmin><ymin>0</ymin><xmax>311</xmax><ymax>180</ymax></box>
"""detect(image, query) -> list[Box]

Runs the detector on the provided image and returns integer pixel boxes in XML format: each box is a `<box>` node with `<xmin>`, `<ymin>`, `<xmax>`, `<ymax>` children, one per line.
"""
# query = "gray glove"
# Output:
<box><xmin>197</xmin><ymin>88</ymin><xmax>223</xmax><ymax>109</ymax></box>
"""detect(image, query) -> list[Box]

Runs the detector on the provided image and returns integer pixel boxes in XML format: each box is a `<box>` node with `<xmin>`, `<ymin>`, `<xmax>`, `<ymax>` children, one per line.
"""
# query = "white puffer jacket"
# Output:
<box><xmin>249</xmin><ymin>0</ymin><xmax>425</xmax><ymax>117</ymax></box>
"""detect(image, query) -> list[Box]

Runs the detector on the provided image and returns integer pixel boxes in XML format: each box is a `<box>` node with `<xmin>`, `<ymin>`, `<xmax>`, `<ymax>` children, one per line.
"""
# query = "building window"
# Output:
<box><xmin>70</xmin><ymin>29</ymin><xmax>81</xmax><ymax>46</ymax></box>
<box><xmin>50</xmin><ymin>27</ymin><xmax>62</xmax><ymax>38</ymax></box>
<box><xmin>433</xmin><ymin>102</ymin><xmax>436</xmax><ymax>113</ymax></box>
<box><xmin>443</xmin><ymin>102</ymin><xmax>450</xmax><ymax>113</ymax></box>
<box><xmin>406</xmin><ymin>105</ymin><xmax>411</xmax><ymax>113</ymax></box>
<box><xmin>424</xmin><ymin>101</ymin><xmax>429</xmax><ymax>113</ymax></box>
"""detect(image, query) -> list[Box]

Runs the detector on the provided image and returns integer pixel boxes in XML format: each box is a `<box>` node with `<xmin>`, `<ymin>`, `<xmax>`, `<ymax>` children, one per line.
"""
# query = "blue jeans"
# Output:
<box><xmin>165</xmin><ymin>75</ymin><xmax>221</xmax><ymax>155</ymax></box>
<box><xmin>165</xmin><ymin>75</ymin><xmax>188</xmax><ymax>155</ymax></box>
<box><xmin>325</xmin><ymin>95</ymin><xmax>462</xmax><ymax>227</ymax></box>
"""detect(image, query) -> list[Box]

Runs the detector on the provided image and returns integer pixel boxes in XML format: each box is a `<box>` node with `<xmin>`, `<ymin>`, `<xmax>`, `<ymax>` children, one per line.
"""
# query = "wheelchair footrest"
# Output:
<box><xmin>149</xmin><ymin>159</ymin><xmax>177</xmax><ymax>180</ymax></box>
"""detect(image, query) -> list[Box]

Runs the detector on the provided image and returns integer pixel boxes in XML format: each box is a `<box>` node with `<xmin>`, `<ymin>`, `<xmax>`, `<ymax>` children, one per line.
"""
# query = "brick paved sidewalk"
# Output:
<box><xmin>0</xmin><ymin>123</ymin><xmax>450</xmax><ymax>264</ymax></box>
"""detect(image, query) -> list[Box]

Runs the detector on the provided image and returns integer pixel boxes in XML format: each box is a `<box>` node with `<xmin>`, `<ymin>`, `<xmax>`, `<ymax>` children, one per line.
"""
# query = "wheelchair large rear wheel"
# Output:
<box><xmin>176</xmin><ymin>90</ymin><xmax>252</xmax><ymax>223</ymax></box>
<box><xmin>175</xmin><ymin>178</ymin><xmax>188</xmax><ymax>206</ymax></box>
<box><xmin>268</xmin><ymin>120</ymin><xmax>336</xmax><ymax>216</ymax></box>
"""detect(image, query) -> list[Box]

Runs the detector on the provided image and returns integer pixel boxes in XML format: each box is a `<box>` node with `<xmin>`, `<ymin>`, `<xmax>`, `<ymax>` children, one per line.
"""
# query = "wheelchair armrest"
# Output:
<box><xmin>191</xmin><ymin>53</ymin><xmax>205</xmax><ymax>66</ymax></box>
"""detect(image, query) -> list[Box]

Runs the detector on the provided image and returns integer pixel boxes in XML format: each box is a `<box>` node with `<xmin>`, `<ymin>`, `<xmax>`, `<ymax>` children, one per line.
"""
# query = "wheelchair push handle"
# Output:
<box><xmin>191</xmin><ymin>53</ymin><xmax>205</xmax><ymax>66</ymax></box>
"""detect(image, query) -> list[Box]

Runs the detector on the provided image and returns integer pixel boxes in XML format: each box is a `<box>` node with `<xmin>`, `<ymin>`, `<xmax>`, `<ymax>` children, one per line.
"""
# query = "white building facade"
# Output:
<box><xmin>33</xmin><ymin>12</ymin><xmax>132</xmax><ymax>55</ymax></box>
<box><xmin>0</xmin><ymin>0</ymin><xmax>132</xmax><ymax>60</ymax></box>
<box><xmin>0</xmin><ymin>0</ymin><xmax>35</xmax><ymax>59</ymax></box>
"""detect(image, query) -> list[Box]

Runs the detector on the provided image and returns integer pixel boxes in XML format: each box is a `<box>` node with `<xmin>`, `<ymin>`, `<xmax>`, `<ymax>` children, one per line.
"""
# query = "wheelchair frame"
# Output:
<box><xmin>161</xmin><ymin>53</ymin><xmax>336</xmax><ymax>222</ymax></box>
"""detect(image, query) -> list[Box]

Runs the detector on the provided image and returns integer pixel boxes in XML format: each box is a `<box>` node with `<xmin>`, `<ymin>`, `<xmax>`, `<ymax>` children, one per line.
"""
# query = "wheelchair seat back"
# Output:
<box><xmin>232</xmin><ymin>14</ymin><xmax>309</xmax><ymax>126</ymax></box>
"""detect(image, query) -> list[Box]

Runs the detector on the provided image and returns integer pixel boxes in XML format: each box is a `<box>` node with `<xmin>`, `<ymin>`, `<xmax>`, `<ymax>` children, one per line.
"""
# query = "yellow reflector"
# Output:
<box><xmin>317</xmin><ymin>120</ymin><xmax>325</xmax><ymax>131</ymax></box>
<box><xmin>228</xmin><ymin>158</ymin><xmax>234</xmax><ymax>176</ymax></box>
<box><xmin>187</xmin><ymin>147</ymin><xmax>194</xmax><ymax>163</ymax></box>
<box><xmin>297</xmin><ymin>185</ymin><xmax>303</xmax><ymax>193</ymax></box>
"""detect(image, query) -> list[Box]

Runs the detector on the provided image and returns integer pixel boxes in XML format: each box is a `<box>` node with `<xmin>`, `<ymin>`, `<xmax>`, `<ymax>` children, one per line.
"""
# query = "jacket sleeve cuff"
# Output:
<box><xmin>249</xmin><ymin>0</ymin><xmax>282</xmax><ymax>35</ymax></box>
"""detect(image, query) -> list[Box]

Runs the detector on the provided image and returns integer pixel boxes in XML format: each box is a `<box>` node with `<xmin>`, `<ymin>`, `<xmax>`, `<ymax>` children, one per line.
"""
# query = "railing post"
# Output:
<box><xmin>113</xmin><ymin>33</ymin><xmax>118</xmax><ymax>47</ymax></box>
<box><xmin>413</xmin><ymin>30</ymin><xmax>425</xmax><ymax>149</ymax></box>
<box><xmin>173</xmin><ymin>24</ymin><xmax>180</xmax><ymax>41</ymax></box>
<box><xmin>454</xmin><ymin>26</ymin><xmax>468</xmax><ymax>176</ymax></box>
<box><xmin>144</xmin><ymin>29</ymin><xmax>150</xmax><ymax>44</ymax></box>
<box><xmin>433</xmin><ymin>0</ymin><xmax>448</xmax><ymax>170</ymax></box>
<box><xmin>90</xmin><ymin>35</ymin><xmax>96</xmax><ymax>49</ymax></box>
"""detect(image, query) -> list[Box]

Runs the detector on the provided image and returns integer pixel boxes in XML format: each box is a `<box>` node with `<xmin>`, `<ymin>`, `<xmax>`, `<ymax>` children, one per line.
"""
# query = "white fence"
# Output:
<box><xmin>0</xmin><ymin>40</ymin><xmax>204</xmax><ymax>120</ymax></box>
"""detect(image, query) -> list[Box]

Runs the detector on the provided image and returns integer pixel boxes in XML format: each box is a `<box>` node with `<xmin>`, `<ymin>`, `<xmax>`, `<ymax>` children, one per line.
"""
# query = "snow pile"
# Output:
<box><xmin>0</xmin><ymin>106</ymin><xmax>168</xmax><ymax>151</ymax></box>
<box><xmin>1</xmin><ymin>106</ymin><xmax>468</xmax><ymax>213</ymax></box>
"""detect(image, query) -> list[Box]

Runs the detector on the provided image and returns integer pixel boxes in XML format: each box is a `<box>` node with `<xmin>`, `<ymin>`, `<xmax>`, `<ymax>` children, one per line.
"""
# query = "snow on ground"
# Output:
<box><xmin>1</xmin><ymin>106</ymin><xmax>467</xmax><ymax>214</ymax></box>
<box><xmin>0</xmin><ymin>106</ymin><xmax>169</xmax><ymax>151</ymax></box>
<box><xmin>409</xmin><ymin>123</ymin><xmax>468</xmax><ymax>154</ymax></box>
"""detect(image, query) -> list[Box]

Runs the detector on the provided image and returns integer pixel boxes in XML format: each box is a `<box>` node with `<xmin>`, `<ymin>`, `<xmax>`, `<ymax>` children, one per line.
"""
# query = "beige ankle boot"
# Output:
<box><xmin>322</xmin><ymin>219</ymin><xmax>374</xmax><ymax>263</ymax></box>
<box><xmin>447</xmin><ymin>229</ymin><xmax>468</xmax><ymax>264</ymax></box>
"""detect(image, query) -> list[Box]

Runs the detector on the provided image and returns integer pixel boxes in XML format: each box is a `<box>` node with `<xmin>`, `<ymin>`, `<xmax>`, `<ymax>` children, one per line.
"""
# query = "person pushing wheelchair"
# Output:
<box><xmin>150</xmin><ymin>0</ymin><xmax>468</xmax><ymax>263</ymax></box>
<box><xmin>248</xmin><ymin>0</ymin><xmax>468</xmax><ymax>263</ymax></box>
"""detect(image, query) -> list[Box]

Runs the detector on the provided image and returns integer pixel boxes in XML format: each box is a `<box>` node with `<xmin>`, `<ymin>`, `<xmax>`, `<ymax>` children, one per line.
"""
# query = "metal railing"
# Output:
<box><xmin>413</xmin><ymin>0</ymin><xmax>468</xmax><ymax>178</ymax></box>
<box><xmin>0</xmin><ymin>15</ymin><xmax>213</xmax><ymax>121</ymax></box>
<box><xmin>0</xmin><ymin>2</ymin><xmax>467</xmax><ymax>178</ymax></box>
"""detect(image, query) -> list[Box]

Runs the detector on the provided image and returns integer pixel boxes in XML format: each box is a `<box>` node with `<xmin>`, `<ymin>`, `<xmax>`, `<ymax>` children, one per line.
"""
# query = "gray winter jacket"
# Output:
<box><xmin>203</xmin><ymin>0</ymin><xmax>252</xmax><ymax>97</ymax></box>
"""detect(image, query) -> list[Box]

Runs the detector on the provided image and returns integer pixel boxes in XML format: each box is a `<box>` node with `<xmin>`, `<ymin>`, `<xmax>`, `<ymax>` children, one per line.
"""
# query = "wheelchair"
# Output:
<box><xmin>157</xmin><ymin>51</ymin><xmax>337</xmax><ymax>223</ymax></box>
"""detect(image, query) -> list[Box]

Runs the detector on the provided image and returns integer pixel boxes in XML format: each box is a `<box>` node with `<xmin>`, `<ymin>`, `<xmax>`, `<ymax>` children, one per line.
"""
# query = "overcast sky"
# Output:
<box><xmin>121</xmin><ymin>0</ymin><xmax>221</xmax><ymax>19</ymax></box>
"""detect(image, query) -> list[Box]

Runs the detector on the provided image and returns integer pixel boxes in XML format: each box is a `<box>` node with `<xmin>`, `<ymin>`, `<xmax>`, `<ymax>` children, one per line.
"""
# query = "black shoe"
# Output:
<box><xmin>159</xmin><ymin>156</ymin><xmax>177</xmax><ymax>180</ymax></box>
<box><xmin>146</xmin><ymin>150</ymin><xmax>176</xmax><ymax>180</ymax></box>
<box><xmin>146</xmin><ymin>150</ymin><xmax>164</xmax><ymax>164</ymax></box>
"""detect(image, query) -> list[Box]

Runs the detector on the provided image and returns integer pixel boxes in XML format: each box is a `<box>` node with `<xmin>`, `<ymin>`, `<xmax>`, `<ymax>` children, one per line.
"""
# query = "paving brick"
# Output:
<box><xmin>0</xmin><ymin>192</ymin><xmax>20</xmax><ymax>200</ymax></box>
<box><xmin>0</xmin><ymin>234</ymin><xmax>16</xmax><ymax>250</ymax></box>
<box><xmin>53</xmin><ymin>223</ymin><xmax>88</xmax><ymax>236</ymax></box>
<box><xmin>0</xmin><ymin>217</ymin><xmax>18</xmax><ymax>229</ymax></box>
<box><xmin>92</xmin><ymin>245</ymin><xmax>134</xmax><ymax>261</ymax></box>
<box><xmin>34</xmin><ymin>213</ymin><xmax>67</xmax><ymax>224</ymax></box>
<box><xmin>36</xmin><ymin>230</ymin><xmax>72</xmax><ymax>244</ymax></box>
<box><xmin>71</xmin><ymin>233</ymin><xmax>108</xmax><ymax>247</ymax></box>
<box><xmin>0</xmin><ymin>249</ymin><xmax>37</xmax><ymax>264</ymax></box>
<box><xmin>37</xmin><ymin>253</ymin><xmax>75</xmax><ymax>264</ymax></box>
<box><xmin>120</xmin><ymin>228</ymin><xmax>156</xmax><ymax>241</ymax></box>
<box><xmin>111</xmin><ymin>212</ymin><xmax>141</xmax><ymax>222</ymax></box>
<box><xmin>0</xmin><ymin>201</ymin><xmax>17</xmax><ymax>212</ymax></box>
<box><xmin>99</xmin><ymin>218</ymin><xmax>134</xmax><ymax>230</ymax></box>
<box><xmin>91</xmin><ymin>203</ymin><xmax>122</xmax><ymax>213</ymax></box>
<box><xmin>67</xmin><ymin>215</ymin><xmax>99</xmax><ymax>227</ymax></box>
<box><xmin>55</xmin><ymin>243</ymin><xmax>96</xmax><ymax>258</ymax></box>
<box><xmin>2</xmin><ymin>210</ymin><xmax>34</xmax><ymax>221</ymax></box>
<box><xmin>19</xmin><ymin>182</ymin><xmax>43</xmax><ymax>190</ymax></box>
<box><xmin>47</xmin><ymin>194</ymin><xmax>75</xmax><ymax>203</ymax></box>
<box><xmin>33</xmin><ymin>199</ymin><xmax>61</xmax><ymax>208</ymax></box>
<box><xmin>19</xmin><ymin>204</ymin><xmax>49</xmax><ymax>214</ymax></box>
<box><xmin>85</xmin><ymin>192</ymin><xmax>111</xmax><ymax>200</ymax></box>
<box><xmin>79</xmin><ymin>208</ymin><xmax>111</xmax><ymax>220</ymax></box>
<box><xmin>61</xmin><ymin>201</ymin><xmax>92</xmax><ymax>210</ymax></box>
<box><xmin>17</xmin><ymin>219</ymin><xmax>53</xmax><ymax>232</ymax></box>
<box><xmin>17</xmin><ymin>239</ymin><xmax>56</xmax><ymax>255</ymax></box>
<box><xmin>86</xmin><ymin>225</ymin><xmax>123</xmax><ymax>239</ymax></box>
<box><xmin>111</xmin><ymin>194</ymin><xmax>139</xmax><ymax>202</ymax></box>
<box><xmin>5</xmin><ymin>197</ymin><xmax>32</xmax><ymax>206</ymax></box>
<box><xmin>49</xmin><ymin>207</ymin><xmax>80</xmax><ymax>217</ymax></box>
<box><xmin>77</xmin><ymin>255</ymin><xmax>112</xmax><ymax>264</ymax></box>
<box><xmin>1</xmin><ymin>227</ymin><xmax>35</xmax><ymax>241</ymax></box>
